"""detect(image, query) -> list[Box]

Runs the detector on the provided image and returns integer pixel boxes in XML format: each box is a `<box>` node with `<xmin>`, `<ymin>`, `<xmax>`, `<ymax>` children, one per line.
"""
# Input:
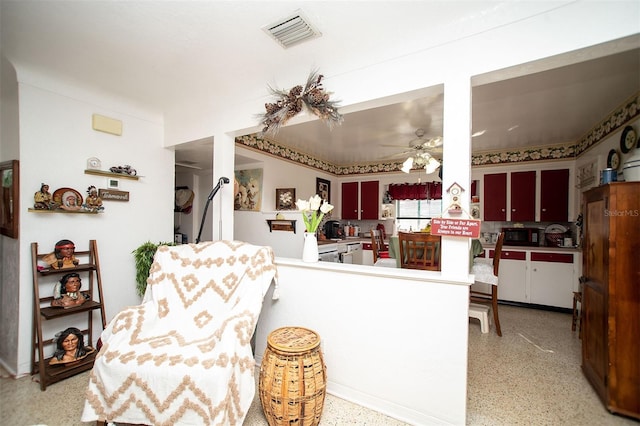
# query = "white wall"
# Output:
<box><xmin>255</xmin><ymin>260</ymin><xmax>471</xmax><ymax>425</ymax></box>
<box><xmin>10</xmin><ymin>76</ymin><xmax>174</xmax><ymax>375</ymax></box>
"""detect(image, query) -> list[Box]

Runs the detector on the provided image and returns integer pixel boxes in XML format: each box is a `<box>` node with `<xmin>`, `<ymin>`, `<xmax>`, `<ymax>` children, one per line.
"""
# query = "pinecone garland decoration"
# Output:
<box><xmin>259</xmin><ymin>70</ymin><xmax>343</xmax><ymax>134</ymax></box>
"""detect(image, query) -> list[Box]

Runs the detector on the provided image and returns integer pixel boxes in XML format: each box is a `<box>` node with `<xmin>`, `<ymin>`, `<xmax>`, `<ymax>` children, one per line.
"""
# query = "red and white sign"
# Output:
<box><xmin>430</xmin><ymin>218</ymin><xmax>481</xmax><ymax>238</ymax></box>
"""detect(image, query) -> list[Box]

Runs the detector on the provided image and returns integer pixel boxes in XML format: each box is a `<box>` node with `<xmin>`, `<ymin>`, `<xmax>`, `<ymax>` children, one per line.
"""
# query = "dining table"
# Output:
<box><xmin>388</xmin><ymin>233</ymin><xmax>484</xmax><ymax>269</ymax></box>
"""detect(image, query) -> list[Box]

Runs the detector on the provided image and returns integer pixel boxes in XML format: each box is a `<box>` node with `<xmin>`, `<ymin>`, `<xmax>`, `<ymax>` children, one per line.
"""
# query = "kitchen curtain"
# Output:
<box><xmin>388</xmin><ymin>182</ymin><xmax>443</xmax><ymax>200</ymax></box>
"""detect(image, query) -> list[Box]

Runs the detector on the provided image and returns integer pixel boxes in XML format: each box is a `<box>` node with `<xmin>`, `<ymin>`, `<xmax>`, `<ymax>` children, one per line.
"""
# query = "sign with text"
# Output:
<box><xmin>99</xmin><ymin>189</ymin><xmax>130</xmax><ymax>202</ymax></box>
<box><xmin>430</xmin><ymin>218</ymin><xmax>481</xmax><ymax>238</ymax></box>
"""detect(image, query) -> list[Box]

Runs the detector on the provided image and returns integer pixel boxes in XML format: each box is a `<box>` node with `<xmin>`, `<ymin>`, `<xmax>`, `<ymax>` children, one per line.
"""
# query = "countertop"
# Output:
<box><xmin>481</xmin><ymin>243</ymin><xmax>581</xmax><ymax>252</ymax></box>
<box><xmin>318</xmin><ymin>237</ymin><xmax>369</xmax><ymax>246</ymax></box>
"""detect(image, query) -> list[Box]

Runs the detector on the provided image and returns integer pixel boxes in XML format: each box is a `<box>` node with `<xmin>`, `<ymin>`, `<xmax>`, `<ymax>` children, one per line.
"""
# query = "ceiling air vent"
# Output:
<box><xmin>263</xmin><ymin>10</ymin><xmax>321</xmax><ymax>49</ymax></box>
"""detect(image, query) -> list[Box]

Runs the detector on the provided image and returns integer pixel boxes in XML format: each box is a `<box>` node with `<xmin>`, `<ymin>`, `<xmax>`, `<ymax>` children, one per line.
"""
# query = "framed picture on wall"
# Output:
<box><xmin>234</xmin><ymin>168</ymin><xmax>263</xmax><ymax>211</ymax></box>
<box><xmin>316</xmin><ymin>178</ymin><xmax>331</xmax><ymax>203</ymax></box>
<box><xmin>0</xmin><ymin>160</ymin><xmax>19</xmax><ymax>239</ymax></box>
<box><xmin>275</xmin><ymin>188</ymin><xmax>296</xmax><ymax>210</ymax></box>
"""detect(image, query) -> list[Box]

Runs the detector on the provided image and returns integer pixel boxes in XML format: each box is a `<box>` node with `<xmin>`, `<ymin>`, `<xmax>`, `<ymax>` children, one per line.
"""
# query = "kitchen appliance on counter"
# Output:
<box><xmin>324</xmin><ymin>220</ymin><xmax>342</xmax><ymax>239</ymax></box>
<box><xmin>501</xmin><ymin>227</ymin><xmax>540</xmax><ymax>246</ymax></box>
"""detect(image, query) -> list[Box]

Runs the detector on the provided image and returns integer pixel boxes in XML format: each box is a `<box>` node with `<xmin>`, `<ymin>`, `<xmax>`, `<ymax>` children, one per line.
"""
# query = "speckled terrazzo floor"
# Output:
<box><xmin>1</xmin><ymin>305</ymin><xmax>637</xmax><ymax>425</ymax></box>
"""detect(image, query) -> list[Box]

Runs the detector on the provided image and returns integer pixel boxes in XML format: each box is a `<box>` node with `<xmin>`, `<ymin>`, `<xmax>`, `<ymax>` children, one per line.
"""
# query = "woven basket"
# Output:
<box><xmin>259</xmin><ymin>327</ymin><xmax>327</xmax><ymax>426</ymax></box>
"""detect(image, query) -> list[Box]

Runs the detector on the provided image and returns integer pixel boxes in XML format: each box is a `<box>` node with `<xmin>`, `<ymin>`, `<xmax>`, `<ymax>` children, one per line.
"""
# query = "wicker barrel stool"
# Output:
<box><xmin>259</xmin><ymin>326</ymin><xmax>327</xmax><ymax>426</ymax></box>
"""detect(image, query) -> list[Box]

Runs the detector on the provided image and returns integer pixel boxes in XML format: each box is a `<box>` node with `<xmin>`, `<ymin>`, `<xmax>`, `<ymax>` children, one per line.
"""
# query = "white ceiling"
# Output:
<box><xmin>2</xmin><ymin>2</ymin><xmax>639</xmax><ymax>171</ymax></box>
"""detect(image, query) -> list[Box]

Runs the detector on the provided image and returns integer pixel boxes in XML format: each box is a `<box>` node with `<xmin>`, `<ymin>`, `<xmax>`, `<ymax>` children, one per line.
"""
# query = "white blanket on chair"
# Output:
<box><xmin>82</xmin><ymin>241</ymin><xmax>277</xmax><ymax>426</ymax></box>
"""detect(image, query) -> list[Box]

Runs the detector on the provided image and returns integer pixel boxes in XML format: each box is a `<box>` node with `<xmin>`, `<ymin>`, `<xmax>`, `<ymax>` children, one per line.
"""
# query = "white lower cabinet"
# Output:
<box><xmin>529</xmin><ymin>252</ymin><xmax>576</xmax><ymax>309</ymax></box>
<box><xmin>497</xmin><ymin>250</ymin><xmax>528</xmax><ymax>303</ymax></box>
<box><xmin>475</xmin><ymin>247</ymin><xmax>580</xmax><ymax>309</ymax></box>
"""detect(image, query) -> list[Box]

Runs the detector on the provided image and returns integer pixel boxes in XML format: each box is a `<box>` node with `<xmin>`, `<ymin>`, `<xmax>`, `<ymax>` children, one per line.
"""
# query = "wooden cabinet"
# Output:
<box><xmin>31</xmin><ymin>240</ymin><xmax>107</xmax><ymax>391</ymax></box>
<box><xmin>483</xmin><ymin>173</ymin><xmax>507</xmax><ymax>221</ymax></box>
<box><xmin>581</xmin><ymin>182</ymin><xmax>639</xmax><ymax>420</ymax></box>
<box><xmin>510</xmin><ymin>171</ymin><xmax>536</xmax><ymax>221</ymax></box>
<box><xmin>540</xmin><ymin>169</ymin><xmax>569</xmax><ymax>221</ymax></box>
<box><xmin>341</xmin><ymin>180</ymin><xmax>379</xmax><ymax>220</ymax></box>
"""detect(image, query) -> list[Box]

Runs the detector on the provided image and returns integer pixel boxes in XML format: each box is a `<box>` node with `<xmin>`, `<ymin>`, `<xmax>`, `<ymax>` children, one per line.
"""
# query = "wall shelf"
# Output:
<box><xmin>84</xmin><ymin>169</ymin><xmax>139</xmax><ymax>180</ymax></box>
<box><xmin>266</xmin><ymin>219</ymin><xmax>297</xmax><ymax>233</ymax></box>
<box><xmin>28</xmin><ymin>208</ymin><xmax>99</xmax><ymax>215</ymax></box>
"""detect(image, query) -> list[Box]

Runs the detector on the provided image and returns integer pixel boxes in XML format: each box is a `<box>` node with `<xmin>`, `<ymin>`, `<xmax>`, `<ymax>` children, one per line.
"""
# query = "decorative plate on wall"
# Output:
<box><xmin>53</xmin><ymin>187</ymin><xmax>83</xmax><ymax>209</ymax></box>
<box><xmin>607</xmin><ymin>149</ymin><xmax>621</xmax><ymax>170</ymax></box>
<box><xmin>620</xmin><ymin>126</ymin><xmax>637</xmax><ymax>153</ymax></box>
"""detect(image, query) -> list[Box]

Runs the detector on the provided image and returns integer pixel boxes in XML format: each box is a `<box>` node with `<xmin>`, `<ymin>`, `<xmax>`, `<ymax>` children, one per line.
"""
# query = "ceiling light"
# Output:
<box><xmin>471</xmin><ymin>130</ymin><xmax>486</xmax><ymax>137</ymax></box>
<box><xmin>425</xmin><ymin>157</ymin><xmax>441</xmax><ymax>174</ymax></box>
<box><xmin>401</xmin><ymin>157</ymin><xmax>414</xmax><ymax>173</ymax></box>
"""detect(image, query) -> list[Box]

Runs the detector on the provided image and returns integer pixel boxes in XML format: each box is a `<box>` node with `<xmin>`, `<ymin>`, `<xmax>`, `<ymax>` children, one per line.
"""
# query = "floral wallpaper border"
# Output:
<box><xmin>235</xmin><ymin>92</ymin><xmax>639</xmax><ymax>176</ymax></box>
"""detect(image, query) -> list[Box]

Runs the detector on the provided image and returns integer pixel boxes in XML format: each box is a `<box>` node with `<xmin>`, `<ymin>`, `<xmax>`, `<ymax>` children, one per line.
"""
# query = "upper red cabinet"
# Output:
<box><xmin>341</xmin><ymin>182</ymin><xmax>359</xmax><ymax>220</ymax></box>
<box><xmin>484</xmin><ymin>173</ymin><xmax>507</xmax><ymax>221</ymax></box>
<box><xmin>510</xmin><ymin>171</ymin><xmax>536</xmax><ymax>222</ymax></box>
<box><xmin>540</xmin><ymin>169</ymin><xmax>569</xmax><ymax>222</ymax></box>
<box><xmin>341</xmin><ymin>180</ymin><xmax>379</xmax><ymax>220</ymax></box>
<box><xmin>482</xmin><ymin>168</ymin><xmax>569</xmax><ymax>222</ymax></box>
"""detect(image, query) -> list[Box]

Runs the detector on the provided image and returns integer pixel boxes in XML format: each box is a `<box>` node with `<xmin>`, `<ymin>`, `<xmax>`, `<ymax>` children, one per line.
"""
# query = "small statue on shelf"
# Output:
<box><xmin>51</xmin><ymin>272</ymin><xmax>89</xmax><ymax>308</ymax></box>
<box><xmin>109</xmin><ymin>164</ymin><xmax>137</xmax><ymax>176</ymax></box>
<box><xmin>33</xmin><ymin>183</ymin><xmax>58</xmax><ymax>210</ymax></box>
<box><xmin>42</xmin><ymin>239</ymin><xmax>80</xmax><ymax>269</ymax></box>
<box><xmin>82</xmin><ymin>185</ymin><xmax>104</xmax><ymax>212</ymax></box>
<box><xmin>49</xmin><ymin>327</ymin><xmax>94</xmax><ymax>365</ymax></box>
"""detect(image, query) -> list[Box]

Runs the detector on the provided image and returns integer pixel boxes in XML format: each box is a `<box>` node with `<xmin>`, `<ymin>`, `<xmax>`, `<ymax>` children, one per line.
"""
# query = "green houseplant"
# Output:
<box><xmin>132</xmin><ymin>241</ymin><xmax>175</xmax><ymax>297</ymax></box>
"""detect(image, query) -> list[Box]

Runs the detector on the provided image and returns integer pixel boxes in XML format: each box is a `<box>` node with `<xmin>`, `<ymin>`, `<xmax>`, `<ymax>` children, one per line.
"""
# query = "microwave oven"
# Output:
<box><xmin>501</xmin><ymin>227</ymin><xmax>540</xmax><ymax>246</ymax></box>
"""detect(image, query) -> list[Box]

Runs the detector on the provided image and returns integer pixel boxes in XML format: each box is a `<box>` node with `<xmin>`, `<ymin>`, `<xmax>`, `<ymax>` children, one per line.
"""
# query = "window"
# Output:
<box><xmin>396</xmin><ymin>199</ymin><xmax>442</xmax><ymax>231</ymax></box>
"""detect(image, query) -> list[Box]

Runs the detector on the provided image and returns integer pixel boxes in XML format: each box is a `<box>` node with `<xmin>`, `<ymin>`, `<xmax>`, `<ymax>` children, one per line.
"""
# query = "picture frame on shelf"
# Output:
<box><xmin>275</xmin><ymin>188</ymin><xmax>296</xmax><ymax>210</ymax></box>
<box><xmin>316</xmin><ymin>178</ymin><xmax>331</xmax><ymax>203</ymax></box>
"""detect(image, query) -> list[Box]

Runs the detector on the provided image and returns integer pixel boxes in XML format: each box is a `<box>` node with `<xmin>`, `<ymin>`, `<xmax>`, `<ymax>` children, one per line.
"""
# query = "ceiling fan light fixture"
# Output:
<box><xmin>425</xmin><ymin>157</ymin><xmax>441</xmax><ymax>174</ymax></box>
<box><xmin>401</xmin><ymin>157</ymin><xmax>414</xmax><ymax>173</ymax></box>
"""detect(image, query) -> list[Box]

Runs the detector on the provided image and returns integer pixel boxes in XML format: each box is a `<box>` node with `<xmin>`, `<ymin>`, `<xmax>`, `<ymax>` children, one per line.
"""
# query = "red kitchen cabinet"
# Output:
<box><xmin>360</xmin><ymin>180</ymin><xmax>379</xmax><ymax>220</ymax></box>
<box><xmin>510</xmin><ymin>171</ymin><xmax>536</xmax><ymax>221</ymax></box>
<box><xmin>341</xmin><ymin>182</ymin><xmax>359</xmax><ymax>220</ymax></box>
<box><xmin>483</xmin><ymin>173</ymin><xmax>507</xmax><ymax>221</ymax></box>
<box><xmin>341</xmin><ymin>181</ymin><xmax>379</xmax><ymax>220</ymax></box>
<box><xmin>540</xmin><ymin>169</ymin><xmax>569</xmax><ymax>222</ymax></box>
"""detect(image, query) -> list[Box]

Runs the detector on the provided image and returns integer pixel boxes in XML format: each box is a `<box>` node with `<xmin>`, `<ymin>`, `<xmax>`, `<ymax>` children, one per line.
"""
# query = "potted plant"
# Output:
<box><xmin>132</xmin><ymin>241</ymin><xmax>175</xmax><ymax>297</ymax></box>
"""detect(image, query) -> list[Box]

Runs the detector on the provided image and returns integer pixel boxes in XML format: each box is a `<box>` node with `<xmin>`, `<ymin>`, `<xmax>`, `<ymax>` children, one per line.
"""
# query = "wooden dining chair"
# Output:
<box><xmin>470</xmin><ymin>231</ymin><xmax>504</xmax><ymax>336</ymax></box>
<box><xmin>371</xmin><ymin>230</ymin><xmax>396</xmax><ymax>267</ymax></box>
<box><xmin>397</xmin><ymin>232</ymin><xmax>441</xmax><ymax>271</ymax></box>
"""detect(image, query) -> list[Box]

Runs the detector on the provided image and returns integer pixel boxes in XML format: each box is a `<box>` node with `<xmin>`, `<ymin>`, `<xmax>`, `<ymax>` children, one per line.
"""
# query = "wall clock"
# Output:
<box><xmin>620</xmin><ymin>126</ymin><xmax>637</xmax><ymax>153</ymax></box>
<box><xmin>86</xmin><ymin>157</ymin><xmax>102</xmax><ymax>170</ymax></box>
<box><xmin>607</xmin><ymin>149</ymin><xmax>620</xmax><ymax>170</ymax></box>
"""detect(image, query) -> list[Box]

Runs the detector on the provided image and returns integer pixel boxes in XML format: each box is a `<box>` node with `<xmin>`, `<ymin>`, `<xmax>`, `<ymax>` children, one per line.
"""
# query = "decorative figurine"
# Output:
<box><xmin>51</xmin><ymin>272</ymin><xmax>89</xmax><ymax>308</ymax></box>
<box><xmin>83</xmin><ymin>185</ymin><xmax>104</xmax><ymax>212</ymax></box>
<box><xmin>33</xmin><ymin>183</ymin><xmax>58</xmax><ymax>210</ymax></box>
<box><xmin>109</xmin><ymin>164</ymin><xmax>137</xmax><ymax>176</ymax></box>
<box><xmin>49</xmin><ymin>327</ymin><xmax>94</xmax><ymax>365</ymax></box>
<box><xmin>42</xmin><ymin>239</ymin><xmax>79</xmax><ymax>269</ymax></box>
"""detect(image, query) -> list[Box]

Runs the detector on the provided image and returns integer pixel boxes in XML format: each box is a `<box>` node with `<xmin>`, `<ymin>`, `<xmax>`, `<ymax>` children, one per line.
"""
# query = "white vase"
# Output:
<box><xmin>302</xmin><ymin>232</ymin><xmax>319</xmax><ymax>262</ymax></box>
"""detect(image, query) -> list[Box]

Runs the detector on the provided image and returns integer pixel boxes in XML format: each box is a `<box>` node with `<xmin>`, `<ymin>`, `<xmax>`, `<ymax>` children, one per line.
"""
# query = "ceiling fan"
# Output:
<box><xmin>381</xmin><ymin>128</ymin><xmax>443</xmax><ymax>174</ymax></box>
